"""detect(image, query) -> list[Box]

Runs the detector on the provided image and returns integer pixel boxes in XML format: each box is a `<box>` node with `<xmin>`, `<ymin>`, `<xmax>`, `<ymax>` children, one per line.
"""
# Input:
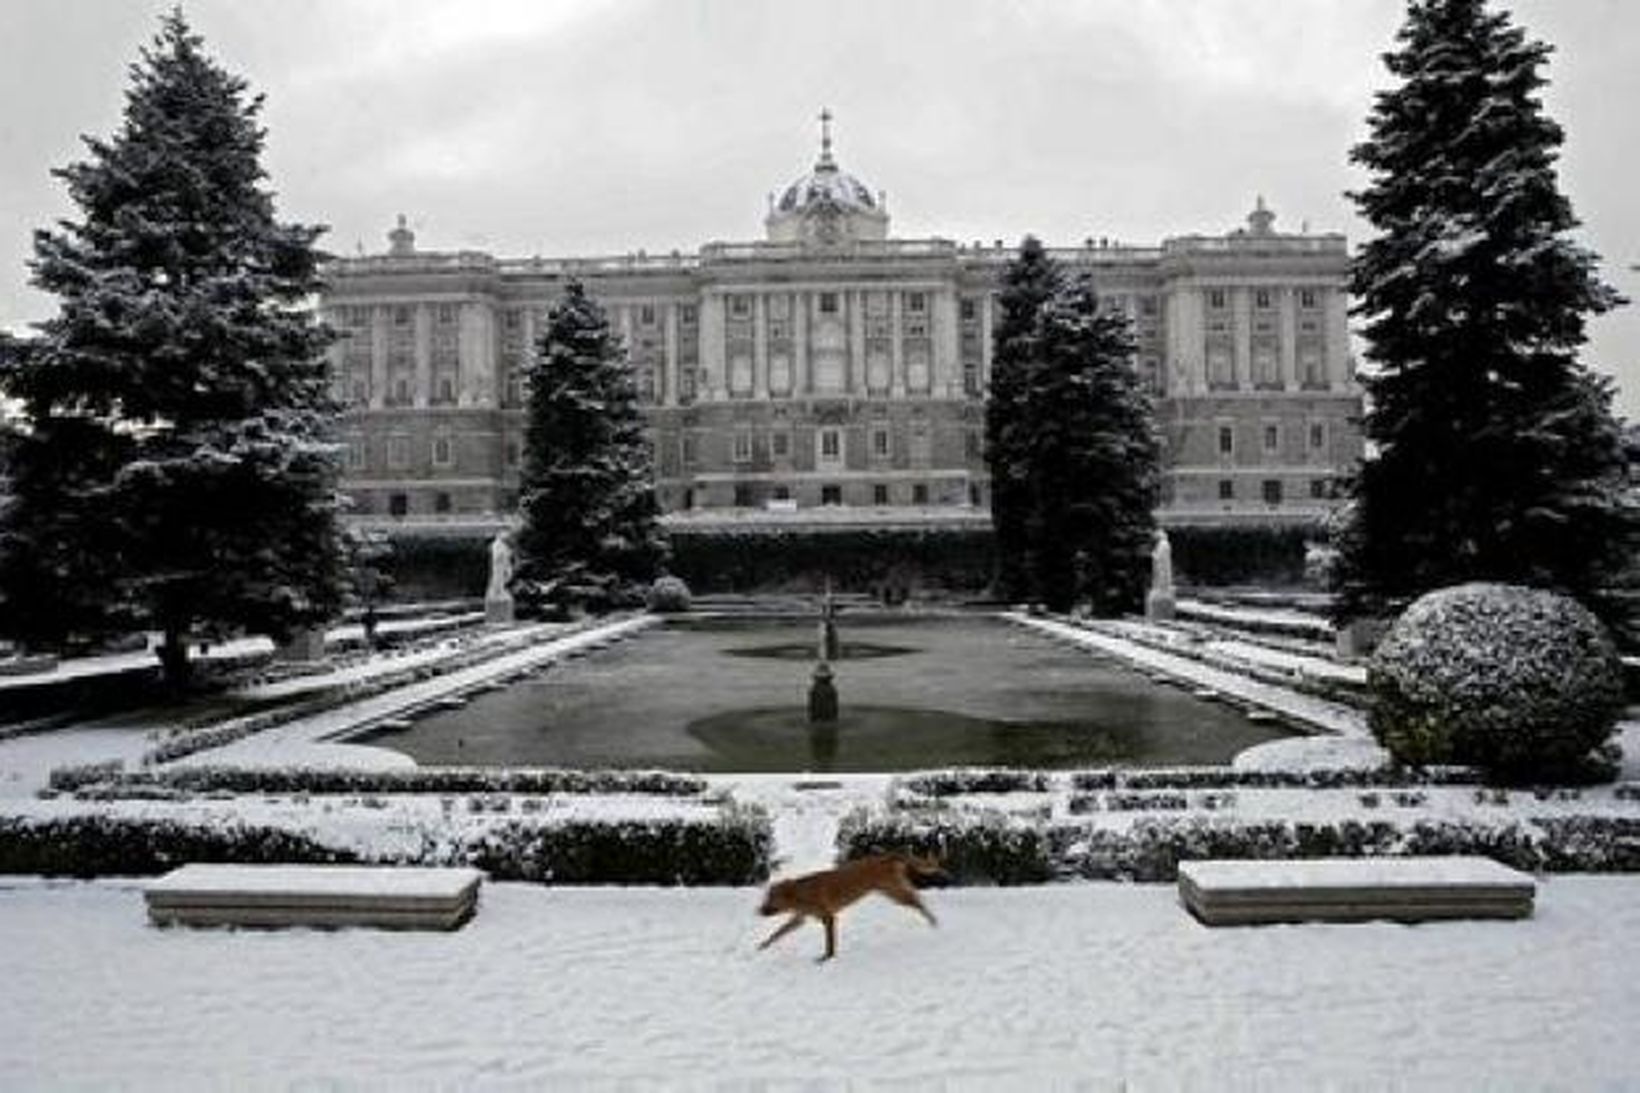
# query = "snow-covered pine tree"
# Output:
<box><xmin>0</xmin><ymin>11</ymin><xmax>343</xmax><ymax>685</ymax></box>
<box><xmin>1334</xmin><ymin>0</ymin><xmax>1634</xmax><ymax>634</ymax></box>
<box><xmin>1027</xmin><ymin>277</ymin><xmax>1159</xmax><ymax>613</ymax></box>
<box><xmin>513</xmin><ymin>280</ymin><xmax>666</xmax><ymax>612</ymax></box>
<box><xmin>984</xmin><ymin>236</ymin><xmax>1064</xmax><ymax>603</ymax></box>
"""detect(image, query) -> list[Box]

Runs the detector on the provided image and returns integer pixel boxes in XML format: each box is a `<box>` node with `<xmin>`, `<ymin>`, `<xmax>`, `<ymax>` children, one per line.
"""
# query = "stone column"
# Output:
<box><xmin>1324</xmin><ymin>288</ymin><xmax>1350</xmax><ymax>390</ymax></box>
<box><xmin>934</xmin><ymin>288</ymin><xmax>960</xmax><ymax>397</ymax></box>
<box><xmin>848</xmin><ymin>289</ymin><xmax>865</xmax><ymax>395</ymax></box>
<box><xmin>794</xmin><ymin>292</ymin><xmax>810</xmax><ymax>394</ymax></box>
<box><xmin>663</xmin><ymin>302</ymin><xmax>680</xmax><ymax>406</ymax></box>
<box><xmin>1232</xmin><ymin>287</ymin><xmax>1252</xmax><ymax>392</ymax></box>
<box><xmin>979</xmin><ymin>292</ymin><xmax>994</xmax><ymax>388</ymax></box>
<box><xmin>370</xmin><ymin>306</ymin><xmax>388</xmax><ymax>409</ymax></box>
<box><xmin>701</xmin><ymin>291</ymin><xmax>727</xmax><ymax>401</ymax></box>
<box><xmin>889</xmin><ymin>291</ymin><xmax>905</xmax><ymax>397</ymax></box>
<box><xmin>753</xmin><ymin>293</ymin><xmax>770</xmax><ymax>399</ymax></box>
<box><xmin>458</xmin><ymin>302</ymin><xmax>496</xmax><ymax>407</ymax></box>
<box><xmin>413</xmin><ymin>303</ymin><xmax>431</xmax><ymax>408</ymax></box>
<box><xmin>1279</xmin><ymin>287</ymin><xmax>1298</xmax><ymax>392</ymax></box>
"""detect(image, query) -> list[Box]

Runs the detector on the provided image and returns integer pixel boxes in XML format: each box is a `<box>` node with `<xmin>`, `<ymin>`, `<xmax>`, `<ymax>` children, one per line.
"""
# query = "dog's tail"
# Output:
<box><xmin>897</xmin><ymin>852</ymin><xmax>945</xmax><ymax>877</ymax></box>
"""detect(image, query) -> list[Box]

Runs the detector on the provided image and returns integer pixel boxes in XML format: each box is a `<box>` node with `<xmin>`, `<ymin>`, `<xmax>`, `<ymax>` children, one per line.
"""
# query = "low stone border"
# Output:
<box><xmin>51</xmin><ymin>764</ymin><xmax>708</xmax><ymax>798</ymax></box>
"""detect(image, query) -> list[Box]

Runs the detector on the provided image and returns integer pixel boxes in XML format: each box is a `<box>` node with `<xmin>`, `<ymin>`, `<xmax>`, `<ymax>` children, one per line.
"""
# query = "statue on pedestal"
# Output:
<box><xmin>485</xmin><ymin>532</ymin><xmax>515</xmax><ymax>624</ymax></box>
<box><xmin>1145</xmin><ymin>529</ymin><xmax>1176</xmax><ymax>622</ymax></box>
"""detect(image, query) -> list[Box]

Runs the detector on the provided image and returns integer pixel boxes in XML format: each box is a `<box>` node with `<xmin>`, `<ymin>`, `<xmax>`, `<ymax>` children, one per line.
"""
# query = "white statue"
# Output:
<box><xmin>1146</xmin><ymin>530</ymin><xmax>1176</xmax><ymax>622</ymax></box>
<box><xmin>486</xmin><ymin>532</ymin><xmax>514</xmax><ymax>611</ymax></box>
<box><xmin>1151</xmin><ymin>530</ymin><xmax>1174</xmax><ymax>595</ymax></box>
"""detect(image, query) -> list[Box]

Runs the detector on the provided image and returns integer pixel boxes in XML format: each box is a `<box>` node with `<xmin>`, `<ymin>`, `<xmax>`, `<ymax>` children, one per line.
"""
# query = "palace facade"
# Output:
<box><xmin>321</xmin><ymin>122</ymin><xmax>1361</xmax><ymax>535</ymax></box>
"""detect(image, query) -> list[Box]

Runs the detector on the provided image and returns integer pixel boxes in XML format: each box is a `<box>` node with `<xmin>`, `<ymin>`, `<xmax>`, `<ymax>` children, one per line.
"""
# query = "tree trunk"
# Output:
<box><xmin>158</xmin><ymin>626</ymin><xmax>191</xmax><ymax>693</ymax></box>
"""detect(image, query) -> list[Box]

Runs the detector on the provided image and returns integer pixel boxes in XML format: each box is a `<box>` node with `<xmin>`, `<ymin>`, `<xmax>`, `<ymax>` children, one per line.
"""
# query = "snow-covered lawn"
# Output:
<box><xmin>1</xmin><ymin>875</ymin><xmax>1636</xmax><ymax>1089</ymax></box>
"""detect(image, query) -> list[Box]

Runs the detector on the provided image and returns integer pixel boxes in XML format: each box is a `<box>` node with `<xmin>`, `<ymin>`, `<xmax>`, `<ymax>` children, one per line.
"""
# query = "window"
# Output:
<box><xmin>346</xmin><ymin>440</ymin><xmax>366</xmax><ymax>471</ymax></box>
<box><xmin>436</xmin><ymin>376</ymin><xmax>455</xmax><ymax>404</ymax></box>
<box><xmin>1263</xmin><ymin>479</ymin><xmax>1284</xmax><ymax>504</ymax></box>
<box><xmin>1140</xmin><ymin>296</ymin><xmax>1159</xmax><ymax>316</ymax></box>
<box><xmin>1218</xmin><ymin>426</ymin><xmax>1234</xmax><ymax>455</ymax></box>
<box><xmin>434</xmin><ymin>492</ymin><xmax>452</xmax><ymax>514</ymax></box>
<box><xmin>819</xmin><ymin>292</ymin><xmax>839</xmax><ymax>315</ymax></box>
<box><xmin>386</xmin><ymin>436</ymin><xmax>410</xmax><ymax>470</ymax></box>
<box><xmin>912</xmin><ymin>483</ymin><xmax>929</xmax><ymax>505</ymax></box>
<box><xmin>1310</xmin><ymin>478</ymin><xmax>1331</xmax><ymax>499</ymax></box>
<box><xmin>729</xmin><ymin>295</ymin><xmax>750</xmax><ymax>319</ymax></box>
<box><xmin>392</xmin><ymin>377</ymin><xmax>410</xmax><ymax>406</ymax></box>
<box><xmin>732</xmin><ymin>432</ymin><xmax>752</xmax><ymax>462</ymax></box>
<box><xmin>820</xmin><ymin>429</ymin><xmax>841</xmax><ymax>460</ymax></box>
<box><xmin>905</xmin><ymin>292</ymin><xmax>926</xmax><ymax>314</ymax></box>
<box><xmin>1263</xmin><ymin>424</ymin><xmax>1279</xmax><ymax>452</ymax></box>
<box><xmin>351</xmin><ymin>379</ymin><xmax>368</xmax><ymax>405</ymax></box>
<box><xmin>963</xmin><ymin>366</ymin><xmax>980</xmax><ymax>396</ymax></box>
<box><xmin>959</xmin><ymin>298</ymin><xmax>977</xmax><ymax>322</ymax></box>
<box><xmin>873</xmin><ymin>484</ymin><xmax>889</xmax><ymax>506</ymax></box>
<box><xmin>437</xmin><ymin>304</ymin><xmax>456</xmax><ymax>325</ymax></box>
<box><xmin>1218</xmin><ymin>479</ymin><xmax>1235</xmax><ymax>501</ymax></box>
<box><xmin>505</xmin><ymin>439</ymin><xmax>520</xmax><ymax>467</ymax></box>
<box><xmin>1255</xmin><ymin>289</ymin><xmax>1271</xmax><ymax>310</ymax></box>
<box><xmin>640</xmin><ymin>304</ymin><xmax>656</xmax><ymax>326</ymax></box>
<box><xmin>905</xmin><ymin>320</ymin><xmax>928</xmax><ymax>339</ymax></box>
<box><xmin>393</xmin><ymin>306</ymin><xmax>411</xmax><ymax>326</ymax></box>
<box><xmin>1309</xmin><ymin>423</ymin><xmax>1326</xmax><ymax>449</ymax></box>
<box><xmin>821</xmin><ymin>484</ymin><xmax>842</xmax><ymax>506</ymax></box>
<box><xmin>432</xmin><ymin>435</ymin><xmax>453</xmax><ymax>467</ymax></box>
<box><xmin>1208</xmin><ymin>289</ymin><xmax>1226</xmax><ymax>310</ymax></box>
<box><xmin>965</xmin><ymin>431</ymin><xmax>981</xmax><ymax>459</ymax></box>
<box><xmin>681</xmin><ymin>435</ymin><xmax>698</xmax><ymax>465</ymax></box>
<box><xmin>680</xmin><ymin>304</ymin><xmax>697</xmax><ymax>325</ymax></box>
<box><xmin>504</xmin><ymin>309</ymin><xmax>521</xmax><ymax>331</ymax></box>
<box><xmin>681</xmin><ymin>488</ymin><xmax>695</xmax><ymax>511</ymax></box>
<box><xmin>388</xmin><ymin>492</ymin><xmax>408</xmax><ymax>517</ymax></box>
<box><xmin>1299</xmin><ymin>289</ymin><xmax>1318</xmax><ymax>309</ymax></box>
<box><xmin>733</xmin><ymin>483</ymin><xmax>753</xmax><ymax>508</ymax></box>
<box><xmin>771</xmin><ymin>432</ymin><xmax>790</xmax><ymax>459</ymax></box>
<box><xmin>872</xmin><ymin>428</ymin><xmax>891</xmax><ymax>457</ymax></box>
<box><xmin>772</xmin><ymin>485</ymin><xmax>791</xmax><ymax>501</ymax></box>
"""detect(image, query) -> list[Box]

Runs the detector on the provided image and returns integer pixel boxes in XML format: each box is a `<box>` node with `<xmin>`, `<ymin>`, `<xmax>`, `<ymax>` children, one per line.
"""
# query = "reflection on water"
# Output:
<box><xmin>377</xmin><ymin>615</ymin><xmax>1300</xmax><ymax>772</ymax></box>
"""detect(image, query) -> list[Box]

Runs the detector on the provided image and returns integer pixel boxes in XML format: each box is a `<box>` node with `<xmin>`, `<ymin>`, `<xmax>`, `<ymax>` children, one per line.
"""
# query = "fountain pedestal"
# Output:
<box><xmin>808</xmin><ymin>662</ymin><xmax>839</xmax><ymax>723</ymax></box>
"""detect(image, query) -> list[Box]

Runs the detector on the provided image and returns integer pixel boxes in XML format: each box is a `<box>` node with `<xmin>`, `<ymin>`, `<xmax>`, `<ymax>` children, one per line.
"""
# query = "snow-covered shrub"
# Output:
<box><xmin>88</xmin><ymin>765</ymin><xmax>708</xmax><ymax>799</ymax></box>
<box><xmin>0</xmin><ymin>815</ymin><xmax>358</xmax><ymax>877</ymax></box>
<box><xmin>896</xmin><ymin>769</ymin><xmax>1051</xmax><ymax>798</ymax></box>
<box><xmin>645</xmin><ymin>575</ymin><xmax>692</xmax><ymax>614</ymax></box>
<box><xmin>837</xmin><ymin>808</ymin><xmax>1053</xmax><ymax>886</ymax></box>
<box><xmin>458</xmin><ymin>809</ymin><xmax>771</xmax><ymax>885</ymax></box>
<box><xmin>1368</xmin><ymin>583</ymin><xmax>1624</xmax><ymax>780</ymax></box>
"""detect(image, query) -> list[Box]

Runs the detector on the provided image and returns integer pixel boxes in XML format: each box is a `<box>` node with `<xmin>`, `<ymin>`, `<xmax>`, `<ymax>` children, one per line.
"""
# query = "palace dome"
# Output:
<box><xmin>765</xmin><ymin>111</ymin><xmax>889</xmax><ymax>244</ymax></box>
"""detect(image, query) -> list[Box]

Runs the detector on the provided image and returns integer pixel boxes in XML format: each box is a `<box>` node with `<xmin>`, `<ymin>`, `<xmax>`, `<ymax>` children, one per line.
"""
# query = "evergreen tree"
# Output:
<box><xmin>984</xmin><ymin>236</ymin><xmax>1063</xmax><ymax>602</ymax></box>
<box><xmin>1027</xmin><ymin>277</ymin><xmax>1160</xmax><ymax>613</ymax></box>
<box><xmin>513</xmin><ymin>280</ymin><xmax>666</xmax><ymax>612</ymax></box>
<box><xmin>1334</xmin><ymin>0</ymin><xmax>1634</xmax><ymax>632</ymax></box>
<box><xmin>0</xmin><ymin>11</ymin><xmax>343</xmax><ymax>685</ymax></box>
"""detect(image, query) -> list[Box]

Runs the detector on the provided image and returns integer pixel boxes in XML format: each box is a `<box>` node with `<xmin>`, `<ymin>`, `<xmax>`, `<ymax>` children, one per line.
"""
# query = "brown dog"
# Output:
<box><xmin>757</xmin><ymin>853</ymin><xmax>943</xmax><ymax>962</ymax></box>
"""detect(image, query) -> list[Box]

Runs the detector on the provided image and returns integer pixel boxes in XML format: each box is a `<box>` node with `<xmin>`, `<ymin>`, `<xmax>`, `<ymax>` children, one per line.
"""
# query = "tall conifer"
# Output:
<box><xmin>1334</xmin><ymin>0</ymin><xmax>1634</xmax><ymax>631</ymax></box>
<box><xmin>513</xmin><ymin>280</ymin><xmax>666</xmax><ymax>612</ymax></box>
<box><xmin>0</xmin><ymin>11</ymin><xmax>342</xmax><ymax>684</ymax></box>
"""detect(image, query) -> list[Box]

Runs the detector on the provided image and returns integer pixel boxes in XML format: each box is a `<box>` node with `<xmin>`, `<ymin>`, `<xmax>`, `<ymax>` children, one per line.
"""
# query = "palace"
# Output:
<box><xmin>321</xmin><ymin>117</ymin><xmax>1361</xmax><ymax>536</ymax></box>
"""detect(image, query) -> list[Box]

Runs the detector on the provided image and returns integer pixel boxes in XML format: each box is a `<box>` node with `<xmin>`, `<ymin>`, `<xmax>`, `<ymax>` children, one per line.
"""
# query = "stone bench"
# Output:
<box><xmin>144</xmin><ymin>864</ymin><xmax>484</xmax><ymax>930</ymax></box>
<box><xmin>1178</xmin><ymin>856</ymin><xmax>1535</xmax><ymax>926</ymax></box>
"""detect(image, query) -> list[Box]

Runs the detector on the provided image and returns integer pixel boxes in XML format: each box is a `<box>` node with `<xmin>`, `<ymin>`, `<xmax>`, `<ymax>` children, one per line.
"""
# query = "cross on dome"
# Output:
<box><xmin>817</xmin><ymin>107</ymin><xmax>835</xmax><ymax>169</ymax></box>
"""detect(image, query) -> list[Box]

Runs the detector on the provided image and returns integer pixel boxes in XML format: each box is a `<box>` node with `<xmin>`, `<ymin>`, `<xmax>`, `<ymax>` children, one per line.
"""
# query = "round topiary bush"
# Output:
<box><xmin>1368</xmin><ymin>583</ymin><xmax>1624</xmax><ymax>781</ymax></box>
<box><xmin>646</xmin><ymin>575</ymin><xmax>692</xmax><ymax>614</ymax></box>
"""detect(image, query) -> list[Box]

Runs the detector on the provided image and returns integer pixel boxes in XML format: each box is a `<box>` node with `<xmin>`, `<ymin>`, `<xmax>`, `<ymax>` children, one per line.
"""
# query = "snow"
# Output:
<box><xmin>1180</xmin><ymin>855</ymin><xmax>1532</xmax><ymax>890</ymax></box>
<box><xmin>146</xmin><ymin>863</ymin><xmax>484</xmax><ymax>899</ymax></box>
<box><xmin>2</xmin><ymin>876</ymin><xmax>1637</xmax><ymax>1088</ymax></box>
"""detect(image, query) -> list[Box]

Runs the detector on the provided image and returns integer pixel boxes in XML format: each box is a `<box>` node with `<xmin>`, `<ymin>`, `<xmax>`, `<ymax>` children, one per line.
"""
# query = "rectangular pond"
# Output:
<box><xmin>365</xmin><ymin>614</ymin><xmax>1300</xmax><ymax>773</ymax></box>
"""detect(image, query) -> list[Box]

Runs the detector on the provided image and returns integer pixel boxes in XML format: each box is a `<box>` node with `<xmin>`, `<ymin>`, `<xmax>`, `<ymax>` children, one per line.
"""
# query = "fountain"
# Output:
<box><xmin>807</xmin><ymin>582</ymin><xmax>840</xmax><ymax>724</ymax></box>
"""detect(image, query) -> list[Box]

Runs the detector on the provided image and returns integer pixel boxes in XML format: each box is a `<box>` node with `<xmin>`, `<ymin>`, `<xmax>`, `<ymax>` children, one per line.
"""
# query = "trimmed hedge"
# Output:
<box><xmin>668</xmin><ymin>525</ymin><xmax>995</xmax><ymax>594</ymax></box>
<box><xmin>1168</xmin><ymin>524</ymin><xmax>1322</xmax><ymax>588</ymax></box>
<box><xmin>0</xmin><ymin>807</ymin><xmax>772</xmax><ymax>886</ymax></box>
<box><xmin>0</xmin><ymin>815</ymin><xmax>358</xmax><ymax>878</ymax></box>
<box><xmin>888</xmin><ymin>765</ymin><xmax>1481</xmax><ymax>800</ymax></box>
<box><xmin>897</xmin><ymin>769</ymin><xmax>1052</xmax><ymax>797</ymax></box>
<box><xmin>53</xmin><ymin>764</ymin><xmax>708</xmax><ymax>798</ymax></box>
<box><xmin>839</xmin><ymin>810</ymin><xmax>1640</xmax><ymax>884</ymax></box>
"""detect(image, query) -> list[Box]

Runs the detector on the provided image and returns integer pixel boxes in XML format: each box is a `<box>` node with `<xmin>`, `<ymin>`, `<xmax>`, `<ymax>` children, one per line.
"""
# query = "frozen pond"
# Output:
<box><xmin>368</xmin><ymin>615</ymin><xmax>1299</xmax><ymax>772</ymax></box>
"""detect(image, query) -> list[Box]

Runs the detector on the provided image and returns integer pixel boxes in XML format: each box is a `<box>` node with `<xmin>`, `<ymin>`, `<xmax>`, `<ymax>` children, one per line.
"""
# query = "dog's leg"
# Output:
<box><xmin>817</xmin><ymin>913</ymin><xmax>837</xmax><ymax>963</ymax></box>
<box><xmin>885</xmin><ymin>883</ymin><xmax>938</xmax><ymax>928</ymax></box>
<box><xmin>758</xmin><ymin>913</ymin><xmax>806</xmax><ymax>951</ymax></box>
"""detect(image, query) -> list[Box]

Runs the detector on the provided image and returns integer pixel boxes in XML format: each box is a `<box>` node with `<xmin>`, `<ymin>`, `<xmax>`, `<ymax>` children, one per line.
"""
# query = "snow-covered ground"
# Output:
<box><xmin>2</xmin><ymin>875</ymin><xmax>1636</xmax><ymax>1089</ymax></box>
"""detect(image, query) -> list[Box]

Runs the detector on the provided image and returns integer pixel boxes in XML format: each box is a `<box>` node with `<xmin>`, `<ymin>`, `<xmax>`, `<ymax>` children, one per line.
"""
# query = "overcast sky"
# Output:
<box><xmin>2</xmin><ymin>0</ymin><xmax>1635</xmax><ymax>416</ymax></box>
